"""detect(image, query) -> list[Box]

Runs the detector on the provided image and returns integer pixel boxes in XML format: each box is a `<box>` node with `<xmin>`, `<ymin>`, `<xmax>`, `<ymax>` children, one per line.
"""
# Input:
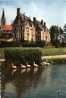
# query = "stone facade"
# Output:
<box><xmin>33</xmin><ymin>18</ymin><xmax>50</xmax><ymax>43</ymax></box>
<box><xmin>24</xmin><ymin>21</ymin><xmax>36</xmax><ymax>42</ymax></box>
<box><xmin>41</xmin><ymin>27</ymin><xmax>50</xmax><ymax>42</ymax></box>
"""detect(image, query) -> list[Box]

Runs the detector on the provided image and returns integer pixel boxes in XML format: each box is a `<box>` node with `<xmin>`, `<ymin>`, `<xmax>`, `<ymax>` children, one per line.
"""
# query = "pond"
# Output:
<box><xmin>0</xmin><ymin>63</ymin><xmax>66</xmax><ymax>98</ymax></box>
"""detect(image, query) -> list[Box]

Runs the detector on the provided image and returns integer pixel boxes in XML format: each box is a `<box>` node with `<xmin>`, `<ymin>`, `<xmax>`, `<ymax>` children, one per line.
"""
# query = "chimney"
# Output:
<box><xmin>17</xmin><ymin>8</ymin><xmax>20</xmax><ymax>16</ymax></box>
<box><xmin>44</xmin><ymin>22</ymin><xmax>46</xmax><ymax>27</ymax></box>
<box><xmin>33</xmin><ymin>17</ymin><xmax>36</xmax><ymax>22</ymax></box>
<box><xmin>41</xmin><ymin>19</ymin><xmax>43</xmax><ymax>25</ymax></box>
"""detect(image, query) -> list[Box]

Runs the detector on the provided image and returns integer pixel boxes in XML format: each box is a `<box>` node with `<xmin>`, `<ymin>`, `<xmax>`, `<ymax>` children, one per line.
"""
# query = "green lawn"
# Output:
<box><xmin>0</xmin><ymin>47</ymin><xmax>66</xmax><ymax>57</ymax></box>
<box><xmin>40</xmin><ymin>48</ymin><xmax>66</xmax><ymax>56</ymax></box>
<box><xmin>0</xmin><ymin>48</ymin><xmax>5</xmax><ymax>58</ymax></box>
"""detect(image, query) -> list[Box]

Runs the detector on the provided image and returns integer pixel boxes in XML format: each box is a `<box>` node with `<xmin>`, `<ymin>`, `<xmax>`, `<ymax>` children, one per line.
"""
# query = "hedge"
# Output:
<box><xmin>5</xmin><ymin>48</ymin><xmax>42</xmax><ymax>65</ymax></box>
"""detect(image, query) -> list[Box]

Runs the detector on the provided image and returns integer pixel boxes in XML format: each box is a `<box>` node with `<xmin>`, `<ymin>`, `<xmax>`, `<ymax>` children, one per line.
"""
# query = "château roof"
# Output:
<box><xmin>13</xmin><ymin>13</ymin><xmax>31</xmax><ymax>25</ymax></box>
<box><xmin>33</xmin><ymin>19</ymin><xmax>47</xmax><ymax>32</ymax></box>
<box><xmin>13</xmin><ymin>8</ymin><xmax>48</xmax><ymax>33</ymax></box>
<box><xmin>1</xmin><ymin>25</ymin><xmax>12</xmax><ymax>32</ymax></box>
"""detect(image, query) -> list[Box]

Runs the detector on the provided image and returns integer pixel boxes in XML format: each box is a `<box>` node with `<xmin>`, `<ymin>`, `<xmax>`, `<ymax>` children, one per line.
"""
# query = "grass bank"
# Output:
<box><xmin>40</xmin><ymin>48</ymin><xmax>66</xmax><ymax>56</ymax></box>
<box><xmin>0</xmin><ymin>47</ymin><xmax>66</xmax><ymax>56</ymax></box>
<box><xmin>42</xmin><ymin>55</ymin><xmax>66</xmax><ymax>63</ymax></box>
<box><xmin>0</xmin><ymin>48</ymin><xmax>66</xmax><ymax>61</ymax></box>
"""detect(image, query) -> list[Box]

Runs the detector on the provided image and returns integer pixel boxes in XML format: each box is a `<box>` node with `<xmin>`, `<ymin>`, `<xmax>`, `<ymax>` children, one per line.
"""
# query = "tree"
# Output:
<box><xmin>59</xmin><ymin>27</ymin><xmax>63</xmax><ymax>34</ymax></box>
<box><xmin>49</xmin><ymin>25</ymin><xmax>63</xmax><ymax>46</ymax></box>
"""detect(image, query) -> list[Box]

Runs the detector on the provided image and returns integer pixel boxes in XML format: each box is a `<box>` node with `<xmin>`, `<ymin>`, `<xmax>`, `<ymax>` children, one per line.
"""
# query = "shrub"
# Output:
<box><xmin>5</xmin><ymin>48</ymin><xmax>42</xmax><ymax>65</ymax></box>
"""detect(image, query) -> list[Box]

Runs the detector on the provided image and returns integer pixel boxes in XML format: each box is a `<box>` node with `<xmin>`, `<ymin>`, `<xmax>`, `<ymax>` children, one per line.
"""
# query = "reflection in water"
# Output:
<box><xmin>1</xmin><ymin>63</ymin><xmax>43</xmax><ymax>98</ymax></box>
<box><xmin>1</xmin><ymin>63</ymin><xmax>66</xmax><ymax>98</ymax></box>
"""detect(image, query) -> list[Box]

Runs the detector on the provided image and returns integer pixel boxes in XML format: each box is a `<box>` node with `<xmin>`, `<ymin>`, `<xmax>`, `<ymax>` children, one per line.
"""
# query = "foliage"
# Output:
<box><xmin>49</xmin><ymin>25</ymin><xmax>63</xmax><ymax>46</ymax></box>
<box><xmin>0</xmin><ymin>41</ymin><xmax>45</xmax><ymax>47</ymax></box>
<box><xmin>5</xmin><ymin>48</ymin><xmax>42</xmax><ymax>65</ymax></box>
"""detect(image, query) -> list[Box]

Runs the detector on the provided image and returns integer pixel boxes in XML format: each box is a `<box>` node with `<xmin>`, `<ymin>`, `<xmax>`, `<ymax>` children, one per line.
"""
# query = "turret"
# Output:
<box><xmin>17</xmin><ymin>8</ymin><xmax>20</xmax><ymax>16</ymax></box>
<box><xmin>1</xmin><ymin>9</ymin><xmax>6</xmax><ymax>25</ymax></box>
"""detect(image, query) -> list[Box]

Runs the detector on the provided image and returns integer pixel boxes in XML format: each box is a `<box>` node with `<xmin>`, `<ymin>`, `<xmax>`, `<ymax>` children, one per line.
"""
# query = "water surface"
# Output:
<box><xmin>0</xmin><ymin>63</ymin><xmax>66</xmax><ymax>98</ymax></box>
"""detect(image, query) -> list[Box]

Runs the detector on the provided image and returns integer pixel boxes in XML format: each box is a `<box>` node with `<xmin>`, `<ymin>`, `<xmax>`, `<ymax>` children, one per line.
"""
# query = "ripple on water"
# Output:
<box><xmin>1</xmin><ymin>64</ymin><xmax>66</xmax><ymax>98</ymax></box>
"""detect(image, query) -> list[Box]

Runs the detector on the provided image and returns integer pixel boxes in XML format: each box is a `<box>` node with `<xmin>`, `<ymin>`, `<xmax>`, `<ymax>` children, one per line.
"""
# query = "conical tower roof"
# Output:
<box><xmin>1</xmin><ymin>9</ymin><xmax>6</xmax><ymax>25</ymax></box>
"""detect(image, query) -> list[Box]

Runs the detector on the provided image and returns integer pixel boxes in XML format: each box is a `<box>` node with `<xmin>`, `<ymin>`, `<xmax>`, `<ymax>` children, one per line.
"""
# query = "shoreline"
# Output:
<box><xmin>0</xmin><ymin>48</ymin><xmax>66</xmax><ymax>63</ymax></box>
<box><xmin>42</xmin><ymin>54</ymin><xmax>66</xmax><ymax>60</ymax></box>
<box><xmin>0</xmin><ymin>55</ymin><xmax>66</xmax><ymax>63</ymax></box>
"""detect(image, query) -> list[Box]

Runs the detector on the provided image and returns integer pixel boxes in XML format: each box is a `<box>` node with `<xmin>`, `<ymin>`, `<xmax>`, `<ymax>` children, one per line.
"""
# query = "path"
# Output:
<box><xmin>42</xmin><ymin>55</ymin><xmax>66</xmax><ymax>60</ymax></box>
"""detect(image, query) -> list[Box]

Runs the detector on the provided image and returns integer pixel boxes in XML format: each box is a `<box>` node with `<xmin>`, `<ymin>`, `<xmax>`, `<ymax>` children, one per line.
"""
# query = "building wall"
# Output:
<box><xmin>36</xmin><ymin>31</ymin><xmax>41</xmax><ymax>42</ymax></box>
<box><xmin>41</xmin><ymin>28</ymin><xmax>50</xmax><ymax>42</ymax></box>
<box><xmin>24</xmin><ymin>22</ymin><xmax>36</xmax><ymax>42</ymax></box>
<box><xmin>13</xmin><ymin>24</ymin><xmax>24</xmax><ymax>41</ymax></box>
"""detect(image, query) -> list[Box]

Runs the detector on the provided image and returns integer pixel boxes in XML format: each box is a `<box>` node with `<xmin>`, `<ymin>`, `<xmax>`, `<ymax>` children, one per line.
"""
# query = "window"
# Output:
<box><xmin>27</xmin><ymin>33</ymin><xmax>29</xmax><ymax>40</ymax></box>
<box><xmin>46</xmin><ymin>36</ymin><xmax>47</xmax><ymax>40</ymax></box>
<box><xmin>26</xmin><ymin>27</ymin><xmax>29</xmax><ymax>32</ymax></box>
